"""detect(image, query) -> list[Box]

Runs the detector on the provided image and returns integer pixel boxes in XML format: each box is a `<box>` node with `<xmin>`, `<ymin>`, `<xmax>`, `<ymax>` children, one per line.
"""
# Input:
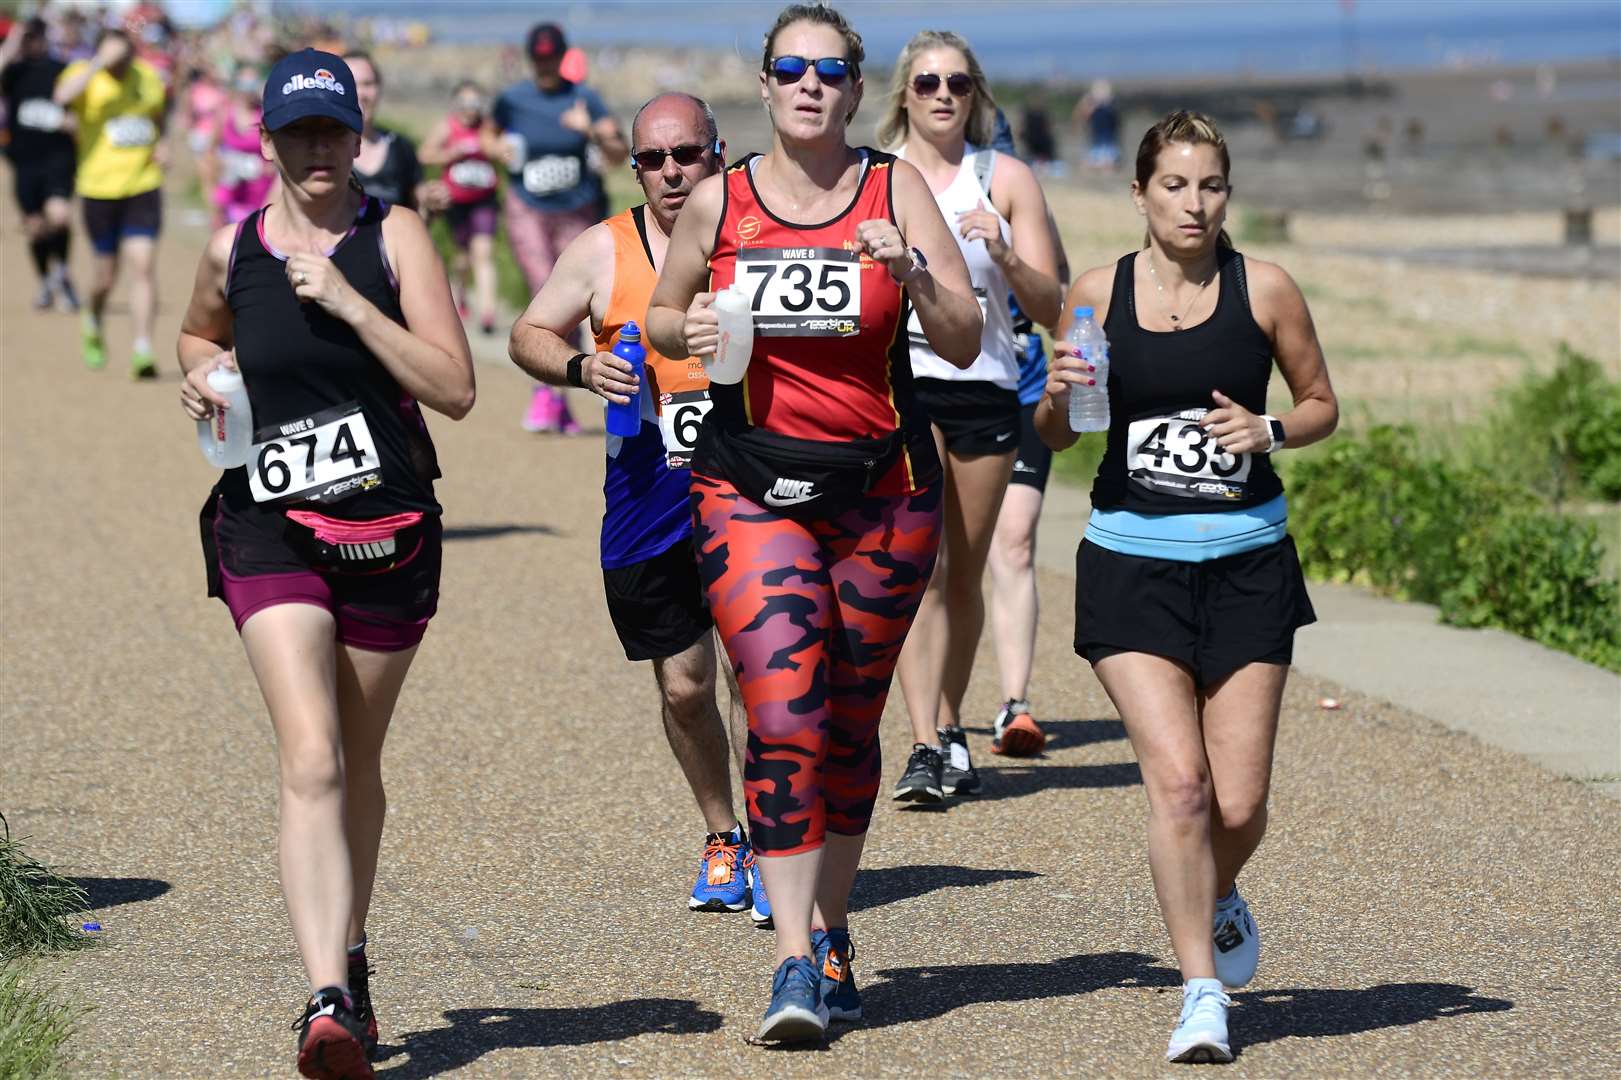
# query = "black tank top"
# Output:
<box><xmin>218</xmin><ymin>196</ymin><xmax>441</xmax><ymax>519</ymax></box>
<box><xmin>1093</xmin><ymin>247</ymin><xmax>1283</xmax><ymax>513</ymax></box>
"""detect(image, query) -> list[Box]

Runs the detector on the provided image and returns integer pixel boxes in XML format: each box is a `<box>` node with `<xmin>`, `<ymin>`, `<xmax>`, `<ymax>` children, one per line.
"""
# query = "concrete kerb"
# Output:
<box><xmin>1033</xmin><ymin>477</ymin><xmax>1621</xmax><ymax>801</ymax></box>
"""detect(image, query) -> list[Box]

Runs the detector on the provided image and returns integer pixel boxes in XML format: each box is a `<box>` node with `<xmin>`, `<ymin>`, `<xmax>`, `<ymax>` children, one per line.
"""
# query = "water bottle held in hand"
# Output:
<box><xmin>196</xmin><ymin>367</ymin><xmax>253</xmax><ymax>468</ymax></box>
<box><xmin>1067</xmin><ymin>306</ymin><xmax>1111</xmax><ymax>433</ymax></box>
<box><xmin>707</xmin><ymin>284</ymin><xmax>754</xmax><ymax>385</ymax></box>
<box><xmin>604</xmin><ymin>321</ymin><xmax>647</xmax><ymax>437</ymax></box>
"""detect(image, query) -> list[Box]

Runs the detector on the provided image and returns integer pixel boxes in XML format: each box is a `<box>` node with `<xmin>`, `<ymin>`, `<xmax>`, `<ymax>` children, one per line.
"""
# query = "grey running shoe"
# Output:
<box><xmin>892</xmin><ymin>744</ymin><xmax>944</xmax><ymax>802</ymax></box>
<box><xmin>939</xmin><ymin>726</ymin><xmax>981</xmax><ymax>796</ymax></box>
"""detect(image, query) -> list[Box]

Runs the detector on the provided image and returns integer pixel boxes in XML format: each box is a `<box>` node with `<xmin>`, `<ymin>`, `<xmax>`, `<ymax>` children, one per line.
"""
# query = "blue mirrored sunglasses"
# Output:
<box><xmin>768</xmin><ymin>55</ymin><xmax>854</xmax><ymax>86</ymax></box>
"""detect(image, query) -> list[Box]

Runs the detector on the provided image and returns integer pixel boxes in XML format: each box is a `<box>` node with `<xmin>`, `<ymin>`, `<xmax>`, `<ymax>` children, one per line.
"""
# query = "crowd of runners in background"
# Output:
<box><xmin>7</xmin><ymin>1</ymin><xmax>1336</xmax><ymax>1074</ymax></box>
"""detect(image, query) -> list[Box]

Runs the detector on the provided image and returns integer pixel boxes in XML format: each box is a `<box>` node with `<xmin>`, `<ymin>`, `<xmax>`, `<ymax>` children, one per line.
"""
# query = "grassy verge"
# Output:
<box><xmin>1</xmin><ymin>816</ymin><xmax>94</xmax><ymax>1078</ymax></box>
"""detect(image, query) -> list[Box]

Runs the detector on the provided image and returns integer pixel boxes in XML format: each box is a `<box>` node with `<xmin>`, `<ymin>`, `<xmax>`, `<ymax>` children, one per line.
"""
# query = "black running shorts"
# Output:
<box><xmin>1008</xmin><ymin>401</ymin><xmax>1052</xmax><ymax>491</ymax></box>
<box><xmin>12</xmin><ymin>159</ymin><xmax>74</xmax><ymax>215</ymax></box>
<box><xmin>82</xmin><ymin>188</ymin><xmax>162</xmax><ymax>254</ymax></box>
<box><xmin>602</xmin><ymin>535</ymin><xmax>713</xmax><ymax>662</ymax></box>
<box><xmin>913</xmin><ymin>377</ymin><xmax>1021</xmax><ymax>456</ymax></box>
<box><xmin>1074</xmin><ymin>535</ymin><xmax>1316</xmax><ymax>689</ymax></box>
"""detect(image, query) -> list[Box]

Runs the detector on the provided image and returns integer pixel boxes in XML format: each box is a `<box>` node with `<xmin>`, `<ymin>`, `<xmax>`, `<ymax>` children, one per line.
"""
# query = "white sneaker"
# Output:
<box><xmin>1166</xmin><ymin>978</ymin><xmax>1233</xmax><ymax>1063</ymax></box>
<box><xmin>1213</xmin><ymin>888</ymin><xmax>1260</xmax><ymax>989</ymax></box>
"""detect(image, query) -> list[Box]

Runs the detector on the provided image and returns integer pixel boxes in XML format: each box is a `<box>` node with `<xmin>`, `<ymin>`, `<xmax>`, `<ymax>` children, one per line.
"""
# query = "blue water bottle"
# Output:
<box><xmin>604</xmin><ymin>321</ymin><xmax>646</xmax><ymax>437</ymax></box>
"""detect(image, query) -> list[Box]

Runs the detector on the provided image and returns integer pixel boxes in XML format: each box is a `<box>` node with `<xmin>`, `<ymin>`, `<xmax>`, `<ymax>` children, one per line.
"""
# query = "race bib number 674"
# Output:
<box><xmin>249</xmin><ymin>404</ymin><xmax>383</xmax><ymax>504</ymax></box>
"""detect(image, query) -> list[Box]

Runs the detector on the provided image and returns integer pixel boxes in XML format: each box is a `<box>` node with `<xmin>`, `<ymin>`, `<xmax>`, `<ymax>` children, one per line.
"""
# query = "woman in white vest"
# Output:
<box><xmin>881</xmin><ymin>30</ymin><xmax>1061</xmax><ymax>804</ymax></box>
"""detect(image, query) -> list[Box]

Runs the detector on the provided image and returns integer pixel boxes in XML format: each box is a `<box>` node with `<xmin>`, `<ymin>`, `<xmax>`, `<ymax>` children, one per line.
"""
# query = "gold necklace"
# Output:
<box><xmin>1146</xmin><ymin>256</ymin><xmax>1216</xmax><ymax>329</ymax></box>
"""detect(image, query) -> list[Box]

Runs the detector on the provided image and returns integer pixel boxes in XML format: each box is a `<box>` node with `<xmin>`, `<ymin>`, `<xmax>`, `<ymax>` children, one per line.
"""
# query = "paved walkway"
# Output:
<box><xmin>4</xmin><ymin>201</ymin><xmax>1619</xmax><ymax>1078</ymax></box>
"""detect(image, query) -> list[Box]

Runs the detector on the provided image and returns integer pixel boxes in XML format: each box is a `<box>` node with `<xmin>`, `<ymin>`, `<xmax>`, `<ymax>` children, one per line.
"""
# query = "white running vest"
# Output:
<box><xmin>903</xmin><ymin>144</ymin><xmax>1018</xmax><ymax>388</ymax></box>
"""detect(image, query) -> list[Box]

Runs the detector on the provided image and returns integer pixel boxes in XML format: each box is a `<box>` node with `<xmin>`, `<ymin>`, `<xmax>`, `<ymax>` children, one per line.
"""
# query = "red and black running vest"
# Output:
<box><xmin>705</xmin><ymin>149</ymin><xmax>931</xmax><ymax>495</ymax></box>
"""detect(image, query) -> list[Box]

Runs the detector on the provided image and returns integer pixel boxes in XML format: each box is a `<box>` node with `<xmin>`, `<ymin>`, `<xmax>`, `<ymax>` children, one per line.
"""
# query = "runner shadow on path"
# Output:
<box><xmin>72</xmin><ymin>877</ymin><xmax>171</xmax><ymax>909</ymax></box>
<box><xmin>441</xmin><ymin>524</ymin><xmax>558</xmax><ymax>542</ymax></box>
<box><xmin>848</xmin><ymin>865</ymin><xmax>1040</xmax><ymax>913</ymax></box>
<box><xmin>1230</xmin><ymin>983</ymin><xmax>1513</xmax><ymax>1052</ymax></box>
<box><xmin>828</xmin><ymin>951</ymin><xmax>1180</xmax><ymax>1035</ymax></box>
<box><xmin>971</xmin><ymin>761</ymin><xmax>1142</xmax><ymax>802</ymax></box>
<box><xmin>374</xmin><ymin>998</ymin><xmax>723</xmax><ymax>1078</ymax></box>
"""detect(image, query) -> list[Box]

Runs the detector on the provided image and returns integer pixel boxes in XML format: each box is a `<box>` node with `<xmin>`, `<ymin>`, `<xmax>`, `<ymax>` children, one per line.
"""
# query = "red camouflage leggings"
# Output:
<box><xmin>691</xmin><ymin>472</ymin><xmax>942</xmax><ymax>856</ymax></box>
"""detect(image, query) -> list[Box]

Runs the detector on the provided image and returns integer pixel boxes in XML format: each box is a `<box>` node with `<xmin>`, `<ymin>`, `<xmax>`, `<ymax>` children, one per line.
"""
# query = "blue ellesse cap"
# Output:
<box><xmin>262</xmin><ymin>49</ymin><xmax>362</xmax><ymax>134</ymax></box>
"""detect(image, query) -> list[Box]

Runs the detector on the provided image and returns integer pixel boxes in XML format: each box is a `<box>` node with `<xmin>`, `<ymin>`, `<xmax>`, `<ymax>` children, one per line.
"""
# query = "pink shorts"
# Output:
<box><xmin>203</xmin><ymin>497</ymin><xmax>441</xmax><ymax>653</ymax></box>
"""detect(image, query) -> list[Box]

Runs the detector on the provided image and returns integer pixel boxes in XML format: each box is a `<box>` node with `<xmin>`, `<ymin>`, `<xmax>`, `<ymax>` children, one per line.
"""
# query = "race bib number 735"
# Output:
<box><xmin>738</xmin><ymin>247</ymin><xmax>862</xmax><ymax>337</ymax></box>
<box><xmin>1126</xmin><ymin>409</ymin><xmax>1251</xmax><ymax>501</ymax></box>
<box><xmin>249</xmin><ymin>404</ymin><xmax>383</xmax><ymax>504</ymax></box>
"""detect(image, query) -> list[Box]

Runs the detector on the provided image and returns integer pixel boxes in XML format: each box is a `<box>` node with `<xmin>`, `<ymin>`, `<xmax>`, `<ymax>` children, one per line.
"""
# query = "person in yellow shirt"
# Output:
<box><xmin>55</xmin><ymin>28</ymin><xmax>167</xmax><ymax>377</ymax></box>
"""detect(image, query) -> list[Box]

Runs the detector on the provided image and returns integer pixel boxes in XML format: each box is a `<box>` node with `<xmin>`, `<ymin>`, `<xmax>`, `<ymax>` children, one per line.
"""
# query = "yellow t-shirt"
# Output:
<box><xmin>59</xmin><ymin>59</ymin><xmax>166</xmax><ymax>200</ymax></box>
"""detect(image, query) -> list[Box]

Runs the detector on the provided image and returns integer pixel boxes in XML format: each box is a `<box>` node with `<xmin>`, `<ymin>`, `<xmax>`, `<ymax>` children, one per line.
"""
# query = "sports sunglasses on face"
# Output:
<box><xmin>630</xmin><ymin>140</ymin><xmax>721</xmax><ymax>170</ymax></box>
<box><xmin>768</xmin><ymin>55</ymin><xmax>854</xmax><ymax>86</ymax></box>
<box><xmin>912</xmin><ymin>72</ymin><xmax>973</xmax><ymax>97</ymax></box>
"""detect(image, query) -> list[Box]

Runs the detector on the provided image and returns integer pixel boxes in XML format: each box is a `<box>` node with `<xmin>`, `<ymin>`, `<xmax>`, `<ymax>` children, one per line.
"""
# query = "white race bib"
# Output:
<box><xmin>522</xmin><ymin>154</ymin><xmax>580</xmax><ymax>196</ymax></box>
<box><xmin>104</xmin><ymin>114</ymin><xmax>156</xmax><ymax>149</ymax></box>
<box><xmin>16</xmin><ymin>98</ymin><xmax>65</xmax><ymax>132</ymax></box>
<box><xmin>658</xmin><ymin>389</ymin><xmax>711</xmax><ymax>470</ymax></box>
<box><xmin>1126</xmin><ymin>409</ymin><xmax>1252</xmax><ymax>502</ymax></box>
<box><xmin>737</xmin><ymin>247</ymin><xmax>862</xmax><ymax>337</ymax></box>
<box><xmin>219</xmin><ymin>148</ymin><xmax>264</xmax><ymax>185</ymax></box>
<box><xmin>448</xmin><ymin>159</ymin><xmax>498</xmax><ymax>192</ymax></box>
<box><xmin>249</xmin><ymin>404</ymin><xmax>383</xmax><ymax>504</ymax></box>
<box><xmin>908</xmin><ymin>286</ymin><xmax>989</xmax><ymax>345</ymax></box>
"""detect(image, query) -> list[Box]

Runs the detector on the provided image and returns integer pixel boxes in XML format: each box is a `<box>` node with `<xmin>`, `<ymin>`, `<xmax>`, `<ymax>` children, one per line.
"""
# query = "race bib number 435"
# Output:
<box><xmin>1126</xmin><ymin>409</ymin><xmax>1251</xmax><ymax>501</ymax></box>
<box><xmin>249</xmin><ymin>404</ymin><xmax>383</xmax><ymax>504</ymax></box>
<box><xmin>738</xmin><ymin>247</ymin><xmax>862</xmax><ymax>337</ymax></box>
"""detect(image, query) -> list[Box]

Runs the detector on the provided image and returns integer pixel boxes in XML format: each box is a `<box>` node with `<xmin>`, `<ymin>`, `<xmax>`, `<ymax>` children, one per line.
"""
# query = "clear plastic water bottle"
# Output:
<box><xmin>604</xmin><ymin>321</ymin><xmax>647</xmax><ymax>437</ymax></box>
<box><xmin>1067</xmin><ymin>306</ymin><xmax>1111</xmax><ymax>433</ymax></box>
<box><xmin>707</xmin><ymin>283</ymin><xmax>754</xmax><ymax>385</ymax></box>
<box><xmin>196</xmin><ymin>366</ymin><xmax>254</xmax><ymax>468</ymax></box>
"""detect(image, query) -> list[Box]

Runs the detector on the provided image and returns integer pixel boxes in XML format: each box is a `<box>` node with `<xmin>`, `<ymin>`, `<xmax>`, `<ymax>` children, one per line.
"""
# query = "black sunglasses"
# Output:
<box><xmin>768</xmin><ymin>55</ymin><xmax>854</xmax><ymax>86</ymax></box>
<box><xmin>912</xmin><ymin>71</ymin><xmax>973</xmax><ymax>97</ymax></box>
<box><xmin>631</xmin><ymin>141</ymin><xmax>719</xmax><ymax>170</ymax></box>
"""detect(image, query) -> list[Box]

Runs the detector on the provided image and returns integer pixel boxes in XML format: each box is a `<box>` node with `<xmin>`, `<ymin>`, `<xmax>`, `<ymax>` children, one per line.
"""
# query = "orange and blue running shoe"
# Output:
<box><xmin>755</xmin><ymin>955</ymin><xmax>827</xmax><ymax>1044</ymax></box>
<box><xmin>294</xmin><ymin>986</ymin><xmax>374</xmax><ymax>1080</ymax></box>
<box><xmin>688</xmin><ymin>826</ymin><xmax>749</xmax><ymax>912</ymax></box>
<box><xmin>744</xmin><ymin>849</ymin><xmax>773</xmax><ymax>928</ymax></box>
<box><xmin>811</xmin><ymin>926</ymin><xmax>861</xmax><ymax>1022</ymax></box>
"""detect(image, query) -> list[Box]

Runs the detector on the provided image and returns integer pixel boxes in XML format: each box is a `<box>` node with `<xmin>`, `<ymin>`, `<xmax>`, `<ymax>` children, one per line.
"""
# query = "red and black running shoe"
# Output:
<box><xmin>347</xmin><ymin>951</ymin><xmax>379</xmax><ymax>1055</ymax></box>
<box><xmin>294</xmin><ymin>986</ymin><xmax>375</xmax><ymax>1080</ymax></box>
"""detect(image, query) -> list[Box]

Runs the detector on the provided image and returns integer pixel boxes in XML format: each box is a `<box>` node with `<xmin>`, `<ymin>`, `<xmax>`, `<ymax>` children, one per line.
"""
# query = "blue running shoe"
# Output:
<box><xmin>745</xmin><ymin>850</ymin><xmax>773</xmax><ymax>928</ymax></box>
<box><xmin>811</xmin><ymin>927</ymin><xmax>861</xmax><ymax>1022</ymax></box>
<box><xmin>687</xmin><ymin>826</ymin><xmax>748</xmax><ymax>912</ymax></box>
<box><xmin>755</xmin><ymin>956</ymin><xmax>827</xmax><ymax>1044</ymax></box>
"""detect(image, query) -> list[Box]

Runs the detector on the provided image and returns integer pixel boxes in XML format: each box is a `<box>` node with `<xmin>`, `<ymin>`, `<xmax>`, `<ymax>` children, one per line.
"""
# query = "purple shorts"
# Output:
<box><xmin>446</xmin><ymin>198</ymin><xmax>498</xmax><ymax>250</ymax></box>
<box><xmin>202</xmin><ymin>496</ymin><xmax>441</xmax><ymax>652</ymax></box>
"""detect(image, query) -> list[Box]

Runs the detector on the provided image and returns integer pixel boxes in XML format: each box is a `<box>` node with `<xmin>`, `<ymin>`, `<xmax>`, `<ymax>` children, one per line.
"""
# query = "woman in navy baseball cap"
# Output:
<box><xmin>177</xmin><ymin>40</ymin><xmax>474</xmax><ymax>1080</ymax></box>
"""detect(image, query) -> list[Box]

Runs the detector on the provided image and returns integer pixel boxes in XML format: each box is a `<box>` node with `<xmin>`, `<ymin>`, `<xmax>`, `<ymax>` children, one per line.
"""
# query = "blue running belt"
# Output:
<box><xmin>1084</xmin><ymin>494</ymin><xmax>1288</xmax><ymax>562</ymax></box>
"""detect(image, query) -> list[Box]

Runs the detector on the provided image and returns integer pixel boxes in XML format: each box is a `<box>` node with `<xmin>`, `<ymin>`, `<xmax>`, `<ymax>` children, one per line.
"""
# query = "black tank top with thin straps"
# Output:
<box><xmin>1092</xmin><ymin>247</ymin><xmax>1282</xmax><ymax>513</ymax></box>
<box><xmin>219</xmin><ymin>196</ymin><xmax>441</xmax><ymax>519</ymax></box>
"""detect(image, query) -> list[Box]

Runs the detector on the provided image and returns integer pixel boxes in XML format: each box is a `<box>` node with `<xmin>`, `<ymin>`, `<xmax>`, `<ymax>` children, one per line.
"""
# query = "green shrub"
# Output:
<box><xmin>1284</xmin><ymin>425</ymin><xmax>1620</xmax><ymax>672</ymax></box>
<box><xmin>1473</xmin><ymin>346</ymin><xmax>1621</xmax><ymax>504</ymax></box>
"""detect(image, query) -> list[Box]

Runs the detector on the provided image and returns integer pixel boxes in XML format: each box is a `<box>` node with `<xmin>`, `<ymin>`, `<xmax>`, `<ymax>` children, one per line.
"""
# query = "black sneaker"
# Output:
<box><xmin>939</xmin><ymin>726</ymin><xmax>981</xmax><ymax>796</ymax></box>
<box><xmin>892</xmin><ymin>744</ymin><xmax>944</xmax><ymax>803</ymax></box>
<box><xmin>347</xmin><ymin>950</ymin><xmax>379</xmax><ymax>1055</ymax></box>
<box><xmin>294</xmin><ymin>986</ymin><xmax>374</xmax><ymax>1080</ymax></box>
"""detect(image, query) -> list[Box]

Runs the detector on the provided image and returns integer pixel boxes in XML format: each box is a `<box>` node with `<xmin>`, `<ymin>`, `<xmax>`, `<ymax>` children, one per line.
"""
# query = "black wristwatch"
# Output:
<box><xmin>565</xmin><ymin>352</ymin><xmax>589</xmax><ymax>389</ymax></box>
<box><xmin>1264</xmin><ymin>415</ymin><xmax>1286</xmax><ymax>453</ymax></box>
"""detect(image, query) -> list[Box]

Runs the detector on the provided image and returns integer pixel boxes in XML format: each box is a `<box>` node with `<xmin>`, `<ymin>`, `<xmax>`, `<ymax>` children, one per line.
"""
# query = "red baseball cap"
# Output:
<box><xmin>527</xmin><ymin>23</ymin><xmax>565</xmax><ymax>60</ymax></box>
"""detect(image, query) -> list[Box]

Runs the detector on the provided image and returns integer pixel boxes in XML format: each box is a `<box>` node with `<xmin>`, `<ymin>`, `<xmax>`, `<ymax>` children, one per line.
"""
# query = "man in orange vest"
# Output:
<box><xmin>508</xmin><ymin>93</ymin><xmax>767</xmax><ymax>925</ymax></box>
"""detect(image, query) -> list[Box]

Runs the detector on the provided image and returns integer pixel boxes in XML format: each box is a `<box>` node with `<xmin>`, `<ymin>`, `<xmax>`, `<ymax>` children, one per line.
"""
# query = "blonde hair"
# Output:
<box><xmin>1135</xmin><ymin>110</ymin><xmax>1234</xmax><ymax>249</ymax></box>
<box><xmin>877</xmin><ymin>30</ymin><xmax>997</xmax><ymax>151</ymax></box>
<box><xmin>761</xmin><ymin>4</ymin><xmax>866</xmax><ymax>126</ymax></box>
